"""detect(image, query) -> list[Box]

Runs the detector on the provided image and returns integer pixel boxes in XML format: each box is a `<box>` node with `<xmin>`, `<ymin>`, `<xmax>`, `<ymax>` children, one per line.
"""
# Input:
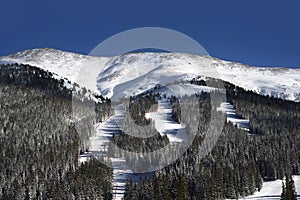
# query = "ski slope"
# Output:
<box><xmin>238</xmin><ymin>175</ymin><xmax>300</xmax><ymax>200</ymax></box>
<box><xmin>217</xmin><ymin>102</ymin><xmax>250</xmax><ymax>131</ymax></box>
<box><xmin>79</xmin><ymin>104</ymin><xmax>131</xmax><ymax>199</ymax></box>
<box><xmin>1</xmin><ymin>48</ymin><xmax>300</xmax><ymax>102</ymax></box>
<box><xmin>79</xmin><ymin>97</ymin><xmax>190</xmax><ymax>199</ymax></box>
<box><xmin>79</xmin><ymin>104</ymin><xmax>150</xmax><ymax>200</ymax></box>
<box><xmin>145</xmin><ymin>98</ymin><xmax>188</xmax><ymax>144</ymax></box>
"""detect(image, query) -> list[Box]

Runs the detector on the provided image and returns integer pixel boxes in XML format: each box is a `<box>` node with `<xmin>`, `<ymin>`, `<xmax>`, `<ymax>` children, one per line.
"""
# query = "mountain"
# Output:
<box><xmin>0</xmin><ymin>62</ymin><xmax>113</xmax><ymax>199</ymax></box>
<box><xmin>1</xmin><ymin>48</ymin><xmax>299</xmax><ymax>102</ymax></box>
<box><xmin>0</xmin><ymin>48</ymin><xmax>109</xmax><ymax>91</ymax></box>
<box><xmin>1</xmin><ymin>48</ymin><xmax>300</xmax><ymax>199</ymax></box>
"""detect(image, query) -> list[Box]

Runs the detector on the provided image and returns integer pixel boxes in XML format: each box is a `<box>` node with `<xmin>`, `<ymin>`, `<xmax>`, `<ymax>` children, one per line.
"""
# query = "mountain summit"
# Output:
<box><xmin>1</xmin><ymin>48</ymin><xmax>299</xmax><ymax>101</ymax></box>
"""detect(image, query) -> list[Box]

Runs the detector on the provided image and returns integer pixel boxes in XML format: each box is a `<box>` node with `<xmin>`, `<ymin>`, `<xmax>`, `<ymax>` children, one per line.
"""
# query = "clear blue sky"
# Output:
<box><xmin>1</xmin><ymin>0</ymin><xmax>299</xmax><ymax>68</ymax></box>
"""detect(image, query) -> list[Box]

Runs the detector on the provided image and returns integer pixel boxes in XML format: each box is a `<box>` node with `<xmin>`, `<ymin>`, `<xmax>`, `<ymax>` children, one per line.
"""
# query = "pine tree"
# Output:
<box><xmin>286</xmin><ymin>176</ymin><xmax>297</xmax><ymax>200</ymax></box>
<box><xmin>281</xmin><ymin>176</ymin><xmax>297</xmax><ymax>200</ymax></box>
<box><xmin>153</xmin><ymin>173</ymin><xmax>161</xmax><ymax>200</ymax></box>
<box><xmin>161</xmin><ymin>174</ymin><xmax>172</xmax><ymax>200</ymax></box>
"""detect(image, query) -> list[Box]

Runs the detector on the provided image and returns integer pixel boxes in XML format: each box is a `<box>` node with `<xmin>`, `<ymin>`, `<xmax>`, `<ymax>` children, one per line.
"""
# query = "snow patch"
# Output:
<box><xmin>217</xmin><ymin>102</ymin><xmax>250</xmax><ymax>131</ymax></box>
<box><xmin>236</xmin><ymin>175</ymin><xmax>300</xmax><ymax>200</ymax></box>
<box><xmin>145</xmin><ymin>98</ymin><xmax>188</xmax><ymax>143</ymax></box>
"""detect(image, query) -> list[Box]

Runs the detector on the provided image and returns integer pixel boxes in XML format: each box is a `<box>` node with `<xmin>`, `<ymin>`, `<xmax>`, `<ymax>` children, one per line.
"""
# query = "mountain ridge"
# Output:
<box><xmin>1</xmin><ymin>48</ymin><xmax>299</xmax><ymax>101</ymax></box>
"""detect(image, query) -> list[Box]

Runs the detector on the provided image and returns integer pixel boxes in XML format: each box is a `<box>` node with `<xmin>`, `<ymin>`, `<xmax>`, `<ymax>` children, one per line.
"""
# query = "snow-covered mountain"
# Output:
<box><xmin>1</xmin><ymin>48</ymin><xmax>299</xmax><ymax>101</ymax></box>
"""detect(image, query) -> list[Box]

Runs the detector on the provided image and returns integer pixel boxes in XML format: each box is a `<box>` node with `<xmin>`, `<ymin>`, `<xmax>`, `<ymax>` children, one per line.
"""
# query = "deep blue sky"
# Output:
<box><xmin>1</xmin><ymin>0</ymin><xmax>299</xmax><ymax>68</ymax></box>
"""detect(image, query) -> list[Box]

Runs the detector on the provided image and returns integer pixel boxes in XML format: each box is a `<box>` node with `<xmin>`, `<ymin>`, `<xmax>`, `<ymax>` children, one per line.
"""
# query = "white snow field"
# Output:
<box><xmin>79</xmin><ymin>104</ymin><xmax>133</xmax><ymax>199</ymax></box>
<box><xmin>156</xmin><ymin>83</ymin><xmax>218</xmax><ymax>97</ymax></box>
<box><xmin>217</xmin><ymin>102</ymin><xmax>250</xmax><ymax>131</ymax></box>
<box><xmin>226</xmin><ymin>175</ymin><xmax>300</xmax><ymax>200</ymax></box>
<box><xmin>1</xmin><ymin>48</ymin><xmax>300</xmax><ymax>102</ymax></box>
<box><xmin>79</xmin><ymin>103</ymin><xmax>151</xmax><ymax>200</ymax></box>
<box><xmin>145</xmin><ymin>98</ymin><xmax>187</xmax><ymax>144</ymax></box>
<box><xmin>0</xmin><ymin>60</ymin><xmax>13</xmax><ymax>65</ymax></box>
<box><xmin>79</xmin><ymin>104</ymin><xmax>130</xmax><ymax>199</ymax></box>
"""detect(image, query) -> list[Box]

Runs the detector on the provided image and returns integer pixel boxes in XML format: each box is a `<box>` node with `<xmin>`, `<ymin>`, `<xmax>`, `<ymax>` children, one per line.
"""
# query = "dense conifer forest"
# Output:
<box><xmin>0</xmin><ymin>64</ymin><xmax>113</xmax><ymax>199</ymax></box>
<box><xmin>124</xmin><ymin>78</ymin><xmax>300</xmax><ymax>199</ymax></box>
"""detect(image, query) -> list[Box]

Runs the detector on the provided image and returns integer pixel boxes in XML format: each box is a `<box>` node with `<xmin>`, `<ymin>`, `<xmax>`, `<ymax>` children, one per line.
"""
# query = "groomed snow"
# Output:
<box><xmin>79</xmin><ymin>104</ymin><xmax>129</xmax><ymax>200</ymax></box>
<box><xmin>79</xmin><ymin>97</ymin><xmax>190</xmax><ymax>199</ymax></box>
<box><xmin>145</xmin><ymin>98</ymin><xmax>187</xmax><ymax>143</ymax></box>
<box><xmin>234</xmin><ymin>175</ymin><xmax>300</xmax><ymax>200</ymax></box>
<box><xmin>217</xmin><ymin>102</ymin><xmax>250</xmax><ymax>131</ymax></box>
<box><xmin>79</xmin><ymin>104</ymin><xmax>151</xmax><ymax>200</ymax></box>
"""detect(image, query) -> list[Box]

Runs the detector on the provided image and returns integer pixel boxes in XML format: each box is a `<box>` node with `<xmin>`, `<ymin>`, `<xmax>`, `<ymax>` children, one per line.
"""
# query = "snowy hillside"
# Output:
<box><xmin>238</xmin><ymin>175</ymin><xmax>300</xmax><ymax>200</ymax></box>
<box><xmin>2</xmin><ymin>48</ymin><xmax>299</xmax><ymax>199</ymax></box>
<box><xmin>0</xmin><ymin>48</ymin><xmax>110</xmax><ymax>92</ymax></box>
<box><xmin>1</xmin><ymin>48</ymin><xmax>299</xmax><ymax>101</ymax></box>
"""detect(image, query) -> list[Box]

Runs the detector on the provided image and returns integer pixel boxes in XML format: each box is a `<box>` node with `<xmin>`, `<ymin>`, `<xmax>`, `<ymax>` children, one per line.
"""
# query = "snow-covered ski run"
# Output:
<box><xmin>80</xmin><ymin>98</ymin><xmax>300</xmax><ymax>200</ymax></box>
<box><xmin>79</xmin><ymin>98</ymin><xmax>186</xmax><ymax>199</ymax></box>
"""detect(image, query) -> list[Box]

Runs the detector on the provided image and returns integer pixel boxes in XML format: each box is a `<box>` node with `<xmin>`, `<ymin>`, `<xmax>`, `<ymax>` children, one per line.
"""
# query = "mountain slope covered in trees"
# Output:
<box><xmin>0</xmin><ymin>63</ymin><xmax>113</xmax><ymax>199</ymax></box>
<box><xmin>0</xmin><ymin>49</ymin><xmax>299</xmax><ymax>199</ymax></box>
<box><xmin>123</xmin><ymin>79</ymin><xmax>300</xmax><ymax>199</ymax></box>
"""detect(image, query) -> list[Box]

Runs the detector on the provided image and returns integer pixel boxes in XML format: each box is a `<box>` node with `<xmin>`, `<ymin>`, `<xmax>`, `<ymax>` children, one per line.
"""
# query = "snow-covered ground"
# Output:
<box><xmin>217</xmin><ymin>102</ymin><xmax>250</xmax><ymax>131</ymax></box>
<box><xmin>1</xmin><ymin>48</ymin><xmax>300</xmax><ymax>102</ymax></box>
<box><xmin>79</xmin><ymin>103</ymin><xmax>150</xmax><ymax>200</ymax></box>
<box><xmin>88</xmin><ymin>104</ymin><xmax>124</xmax><ymax>153</ymax></box>
<box><xmin>235</xmin><ymin>175</ymin><xmax>300</xmax><ymax>200</ymax></box>
<box><xmin>79</xmin><ymin>97</ymin><xmax>189</xmax><ymax>199</ymax></box>
<box><xmin>156</xmin><ymin>83</ymin><xmax>218</xmax><ymax>97</ymax></box>
<box><xmin>111</xmin><ymin>157</ymin><xmax>144</xmax><ymax>200</ymax></box>
<box><xmin>0</xmin><ymin>48</ymin><xmax>110</xmax><ymax>92</ymax></box>
<box><xmin>145</xmin><ymin>98</ymin><xmax>187</xmax><ymax>144</ymax></box>
<box><xmin>79</xmin><ymin>94</ymin><xmax>299</xmax><ymax>200</ymax></box>
<box><xmin>0</xmin><ymin>60</ymin><xmax>13</xmax><ymax>65</ymax></box>
<box><xmin>79</xmin><ymin>104</ymin><xmax>130</xmax><ymax>199</ymax></box>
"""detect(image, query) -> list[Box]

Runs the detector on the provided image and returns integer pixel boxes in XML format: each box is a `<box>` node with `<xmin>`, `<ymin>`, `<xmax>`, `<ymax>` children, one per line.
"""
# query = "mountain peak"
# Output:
<box><xmin>4</xmin><ymin>48</ymin><xmax>91</xmax><ymax>60</ymax></box>
<box><xmin>0</xmin><ymin>48</ymin><xmax>299</xmax><ymax>101</ymax></box>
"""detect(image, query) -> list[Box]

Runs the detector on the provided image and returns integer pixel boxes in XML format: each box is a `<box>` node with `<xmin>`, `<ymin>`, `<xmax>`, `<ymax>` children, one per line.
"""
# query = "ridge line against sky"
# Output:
<box><xmin>0</xmin><ymin>0</ymin><xmax>299</xmax><ymax>68</ymax></box>
<box><xmin>4</xmin><ymin>47</ymin><xmax>300</xmax><ymax>70</ymax></box>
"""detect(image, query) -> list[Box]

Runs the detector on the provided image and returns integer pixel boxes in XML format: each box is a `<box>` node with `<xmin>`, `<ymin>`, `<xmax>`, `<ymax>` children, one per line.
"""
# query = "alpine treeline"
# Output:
<box><xmin>1</xmin><ymin>63</ymin><xmax>299</xmax><ymax>199</ymax></box>
<box><xmin>0</xmin><ymin>64</ymin><xmax>113</xmax><ymax>199</ymax></box>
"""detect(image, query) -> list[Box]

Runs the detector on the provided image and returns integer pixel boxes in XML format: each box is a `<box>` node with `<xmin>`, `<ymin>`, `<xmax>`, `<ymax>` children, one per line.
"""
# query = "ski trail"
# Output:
<box><xmin>111</xmin><ymin>157</ymin><xmax>142</xmax><ymax>200</ymax></box>
<box><xmin>80</xmin><ymin>104</ymin><xmax>145</xmax><ymax>200</ymax></box>
<box><xmin>145</xmin><ymin>98</ymin><xmax>188</xmax><ymax>144</ymax></box>
<box><xmin>81</xmin><ymin>98</ymin><xmax>186</xmax><ymax>199</ymax></box>
<box><xmin>89</xmin><ymin>104</ymin><xmax>124</xmax><ymax>154</ymax></box>
<box><xmin>217</xmin><ymin>102</ymin><xmax>250</xmax><ymax>132</ymax></box>
<box><xmin>235</xmin><ymin>175</ymin><xmax>300</xmax><ymax>200</ymax></box>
